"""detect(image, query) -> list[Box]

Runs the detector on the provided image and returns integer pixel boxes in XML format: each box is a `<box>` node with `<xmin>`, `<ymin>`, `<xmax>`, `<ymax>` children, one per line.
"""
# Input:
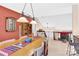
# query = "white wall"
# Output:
<box><xmin>37</xmin><ymin>14</ymin><xmax>72</xmax><ymax>40</ymax></box>
<box><xmin>38</xmin><ymin>14</ymin><xmax>72</xmax><ymax>31</ymax></box>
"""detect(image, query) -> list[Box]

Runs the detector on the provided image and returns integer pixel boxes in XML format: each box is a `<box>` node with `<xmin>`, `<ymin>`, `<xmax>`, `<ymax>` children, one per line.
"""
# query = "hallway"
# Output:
<box><xmin>48</xmin><ymin>39</ymin><xmax>68</xmax><ymax>56</ymax></box>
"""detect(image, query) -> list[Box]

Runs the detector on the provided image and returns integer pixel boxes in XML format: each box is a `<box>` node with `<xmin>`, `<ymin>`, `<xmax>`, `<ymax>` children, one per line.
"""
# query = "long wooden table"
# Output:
<box><xmin>0</xmin><ymin>37</ymin><xmax>44</xmax><ymax>56</ymax></box>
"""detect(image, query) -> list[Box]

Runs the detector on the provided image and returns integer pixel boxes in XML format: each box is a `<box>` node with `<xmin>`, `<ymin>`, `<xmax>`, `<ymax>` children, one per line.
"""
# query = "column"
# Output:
<box><xmin>72</xmin><ymin>5</ymin><xmax>79</xmax><ymax>35</ymax></box>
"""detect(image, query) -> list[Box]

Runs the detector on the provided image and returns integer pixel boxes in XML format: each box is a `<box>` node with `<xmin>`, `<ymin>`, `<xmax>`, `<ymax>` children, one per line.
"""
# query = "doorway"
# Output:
<box><xmin>20</xmin><ymin>23</ymin><xmax>32</xmax><ymax>36</ymax></box>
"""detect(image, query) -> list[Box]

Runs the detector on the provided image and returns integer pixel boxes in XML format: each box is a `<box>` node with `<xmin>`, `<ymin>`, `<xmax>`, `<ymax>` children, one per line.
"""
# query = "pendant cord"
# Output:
<box><xmin>22</xmin><ymin>3</ymin><xmax>26</xmax><ymax>16</ymax></box>
<box><xmin>30</xmin><ymin>3</ymin><xmax>35</xmax><ymax>20</ymax></box>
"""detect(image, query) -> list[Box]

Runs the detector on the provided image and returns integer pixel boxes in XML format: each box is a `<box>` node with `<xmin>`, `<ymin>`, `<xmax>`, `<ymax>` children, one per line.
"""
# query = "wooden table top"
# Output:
<box><xmin>0</xmin><ymin>37</ymin><xmax>44</xmax><ymax>56</ymax></box>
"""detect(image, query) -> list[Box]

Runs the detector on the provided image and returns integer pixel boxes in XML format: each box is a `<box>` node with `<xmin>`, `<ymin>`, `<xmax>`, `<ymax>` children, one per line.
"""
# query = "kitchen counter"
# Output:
<box><xmin>0</xmin><ymin>36</ymin><xmax>44</xmax><ymax>56</ymax></box>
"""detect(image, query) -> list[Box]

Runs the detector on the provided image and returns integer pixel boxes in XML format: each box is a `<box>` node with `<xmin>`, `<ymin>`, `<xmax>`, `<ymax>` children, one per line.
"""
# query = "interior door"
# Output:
<box><xmin>21</xmin><ymin>23</ymin><xmax>32</xmax><ymax>36</ymax></box>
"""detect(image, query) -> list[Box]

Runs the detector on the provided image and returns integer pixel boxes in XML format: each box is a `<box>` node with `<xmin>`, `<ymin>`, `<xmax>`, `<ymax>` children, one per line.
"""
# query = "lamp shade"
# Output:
<box><xmin>30</xmin><ymin>20</ymin><xmax>37</xmax><ymax>24</ymax></box>
<box><xmin>17</xmin><ymin>17</ymin><xmax>29</xmax><ymax>23</ymax></box>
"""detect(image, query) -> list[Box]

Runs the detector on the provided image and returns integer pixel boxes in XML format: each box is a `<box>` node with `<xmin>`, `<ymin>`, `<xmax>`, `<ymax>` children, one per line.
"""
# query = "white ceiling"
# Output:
<box><xmin>0</xmin><ymin>3</ymin><xmax>72</xmax><ymax>17</ymax></box>
<box><xmin>0</xmin><ymin>3</ymin><xmax>73</xmax><ymax>30</ymax></box>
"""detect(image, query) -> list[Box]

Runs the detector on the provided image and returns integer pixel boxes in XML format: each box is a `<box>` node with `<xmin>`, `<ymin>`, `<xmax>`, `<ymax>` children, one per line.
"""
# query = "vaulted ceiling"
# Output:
<box><xmin>0</xmin><ymin>3</ymin><xmax>73</xmax><ymax>30</ymax></box>
<box><xmin>0</xmin><ymin>3</ymin><xmax>72</xmax><ymax>17</ymax></box>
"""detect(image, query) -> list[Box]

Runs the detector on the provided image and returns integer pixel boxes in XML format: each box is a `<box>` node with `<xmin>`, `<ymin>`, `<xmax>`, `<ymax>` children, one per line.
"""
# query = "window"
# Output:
<box><xmin>5</xmin><ymin>17</ymin><xmax>16</xmax><ymax>32</ymax></box>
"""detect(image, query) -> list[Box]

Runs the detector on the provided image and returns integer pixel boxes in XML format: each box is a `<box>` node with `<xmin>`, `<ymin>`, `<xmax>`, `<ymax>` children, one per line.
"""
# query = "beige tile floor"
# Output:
<box><xmin>48</xmin><ymin>39</ymin><xmax>68</xmax><ymax>56</ymax></box>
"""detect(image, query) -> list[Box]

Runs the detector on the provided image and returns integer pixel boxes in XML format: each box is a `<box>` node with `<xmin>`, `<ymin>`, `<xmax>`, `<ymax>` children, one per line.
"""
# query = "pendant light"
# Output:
<box><xmin>17</xmin><ymin>3</ymin><xmax>29</xmax><ymax>23</ymax></box>
<box><xmin>30</xmin><ymin>17</ymin><xmax>37</xmax><ymax>24</ymax></box>
<box><xmin>30</xmin><ymin>3</ymin><xmax>37</xmax><ymax>24</ymax></box>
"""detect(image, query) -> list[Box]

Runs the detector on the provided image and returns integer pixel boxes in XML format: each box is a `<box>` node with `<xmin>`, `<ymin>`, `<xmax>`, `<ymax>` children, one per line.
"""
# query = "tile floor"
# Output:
<box><xmin>48</xmin><ymin>39</ymin><xmax>68</xmax><ymax>56</ymax></box>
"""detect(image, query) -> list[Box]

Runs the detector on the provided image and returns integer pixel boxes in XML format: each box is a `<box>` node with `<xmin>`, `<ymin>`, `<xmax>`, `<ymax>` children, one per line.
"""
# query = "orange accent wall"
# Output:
<box><xmin>0</xmin><ymin>6</ymin><xmax>32</xmax><ymax>41</ymax></box>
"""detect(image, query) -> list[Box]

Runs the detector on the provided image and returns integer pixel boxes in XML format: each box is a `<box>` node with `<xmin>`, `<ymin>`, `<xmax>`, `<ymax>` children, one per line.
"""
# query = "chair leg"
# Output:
<box><xmin>69</xmin><ymin>45</ymin><xmax>71</xmax><ymax>56</ymax></box>
<box><xmin>66</xmin><ymin>44</ymin><xmax>72</xmax><ymax>56</ymax></box>
<box><xmin>66</xmin><ymin>46</ymin><xmax>68</xmax><ymax>55</ymax></box>
<box><xmin>68</xmin><ymin>45</ymin><xmax>76</xmax><ymax>56</ymax></box>
<box><xmin>66</xmin><ymin>44</ymin><xmax>70</xmax><ymax>55</ymax></box>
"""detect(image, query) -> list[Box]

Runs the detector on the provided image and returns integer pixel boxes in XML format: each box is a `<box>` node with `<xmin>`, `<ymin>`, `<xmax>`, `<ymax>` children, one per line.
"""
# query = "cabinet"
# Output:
<box><xmin>21</xmin><ymin>23</ymin><xmax>32</xmax><ymax>36</ymax></box>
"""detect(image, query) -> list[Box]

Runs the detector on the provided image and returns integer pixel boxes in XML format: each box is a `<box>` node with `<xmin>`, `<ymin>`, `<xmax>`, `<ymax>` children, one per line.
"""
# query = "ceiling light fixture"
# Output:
<box><xmin>17</xmin><ymin>3</ymin><xmax>29</xmax><ymax>23</ymax></box>
<box><xmin>30</xmin><ymin>3</ymin><xmax>37</xmax><ymax>24</ymax></box>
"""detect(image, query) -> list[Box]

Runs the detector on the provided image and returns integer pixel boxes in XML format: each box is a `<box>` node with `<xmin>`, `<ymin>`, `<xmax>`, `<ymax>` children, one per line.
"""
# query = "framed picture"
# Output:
<box><xmin>5</xmin><ymin>17</ymin><xmax>16</xmax><ymax>32</ymax></box>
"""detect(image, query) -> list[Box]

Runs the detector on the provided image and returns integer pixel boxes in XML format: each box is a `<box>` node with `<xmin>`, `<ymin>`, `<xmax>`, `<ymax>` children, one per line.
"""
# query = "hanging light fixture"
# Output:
<box><xmin>30</xmin><ymin>3</ymin><xmax>37</xmax><ymax>24</ymax></box>
<box><xmin>17</xmin><ymin>3</ymin><xmax>29</xmax><ymax>23</ymax></box>
<box><xmin>30</xmin><ymin>17</ymin><xmax>37</xmax><ymax>24</ymax></box>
